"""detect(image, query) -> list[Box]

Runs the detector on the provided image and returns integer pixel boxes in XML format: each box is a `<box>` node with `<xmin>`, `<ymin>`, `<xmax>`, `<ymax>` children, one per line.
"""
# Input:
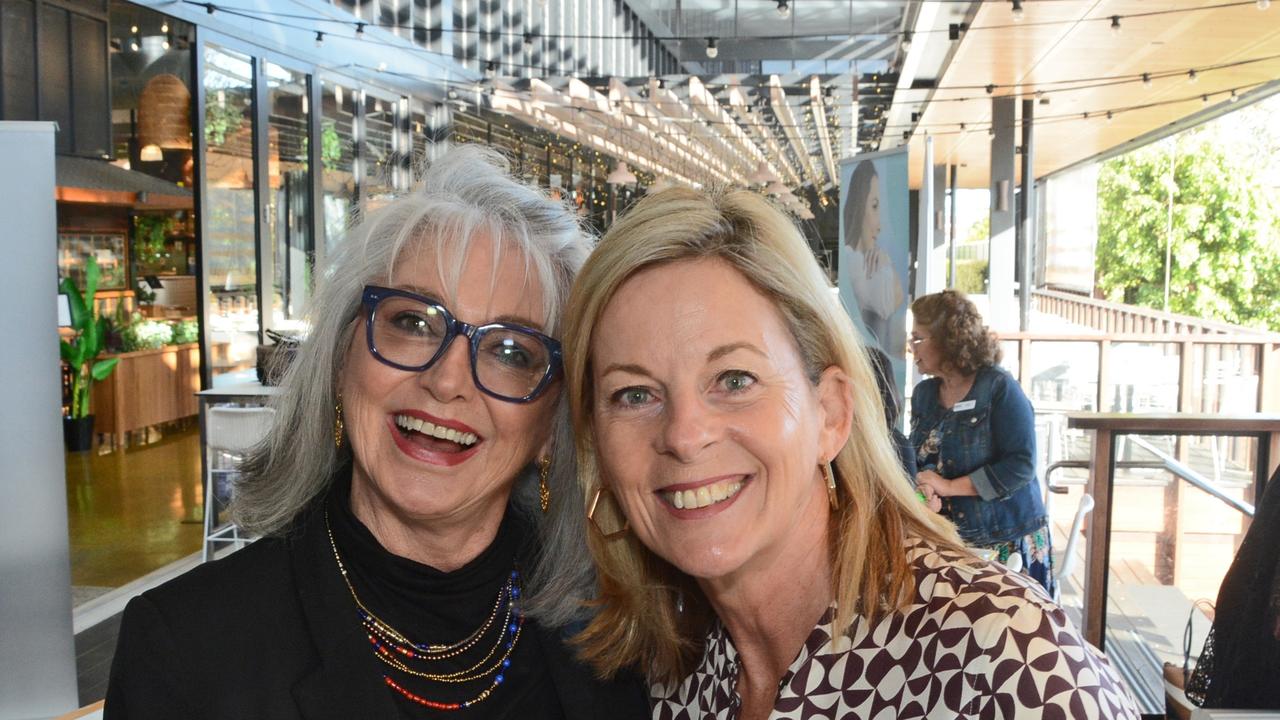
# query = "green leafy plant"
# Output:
<box><xmin>171</xmin><ymin>319</ymin><xmax>199</xmax><ymax>345</ymax></box>
<box><xmin>321</xmin><ymin>119</ymin><xmax>343</xmax><ymax>172</ymax></box>
<box><xmin>120</xmin><ymin>313</ymin><xmax>174</xmax><ymax>352</ymax></box>
<box><xmin>60</xmin><ymin>256</ymin><xmax>120</xmax><ymax>419</ymax></box>
<box><xmin>204</xmin><ymin>100</ymin><xmax>245</xmax><ymax>147</ymax></box>
<box><xmin>133</xmin><ymin>214</ymin><xmax>174</xmax><ymax>266</ymax></box>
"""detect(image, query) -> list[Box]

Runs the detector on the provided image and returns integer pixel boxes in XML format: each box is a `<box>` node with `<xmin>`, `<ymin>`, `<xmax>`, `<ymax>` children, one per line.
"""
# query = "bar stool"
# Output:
<box><xmin>203</xmin><ymin>404</ymin><xmax>275</xmax><ymax>561</ymax></box>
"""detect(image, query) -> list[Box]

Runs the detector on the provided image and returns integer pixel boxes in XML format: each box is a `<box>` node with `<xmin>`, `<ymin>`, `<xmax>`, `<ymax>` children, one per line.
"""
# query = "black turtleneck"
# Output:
<box><xmin>325</xmin><ymin>481</ymin><xmax>566</xmax><ymax>719</ymax></box>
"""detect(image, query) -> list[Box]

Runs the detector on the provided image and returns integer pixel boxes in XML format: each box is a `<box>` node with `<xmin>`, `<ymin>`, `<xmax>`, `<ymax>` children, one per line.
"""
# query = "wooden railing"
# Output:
<box><xmin>1032</xmin><ymin>288</ymin><xmax>1278</xmax><ymax>337</ymax></box>
<box><xmin>1064</xmin><ymin>413</ymin><xmax>1280</xmax><ymax>650</ymax></box>
<box><xmin>995</xmin><ymin>332</ymin><xmax>1280</xmax><ymax>417</ymax></box>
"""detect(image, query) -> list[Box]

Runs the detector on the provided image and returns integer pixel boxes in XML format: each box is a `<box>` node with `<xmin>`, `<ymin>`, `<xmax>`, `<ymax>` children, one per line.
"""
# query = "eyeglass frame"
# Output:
<box><xmin>361</xmin><ymin>285</ymin><xmax>563</xmax><ymax>404</ymax></box>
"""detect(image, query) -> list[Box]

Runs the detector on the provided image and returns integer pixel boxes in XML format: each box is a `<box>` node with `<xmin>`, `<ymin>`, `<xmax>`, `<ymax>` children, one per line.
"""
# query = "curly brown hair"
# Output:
<box><xmin>910</xmin><ymin>289</ymin><xmax>1002</xmax><ymax>375</ymax></box>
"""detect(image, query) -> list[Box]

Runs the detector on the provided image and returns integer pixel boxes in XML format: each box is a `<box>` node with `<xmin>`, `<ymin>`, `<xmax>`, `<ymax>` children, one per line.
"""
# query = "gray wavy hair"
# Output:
<box><xmin>232</xmin><ymin>144</ymin><xmax>595</xmax><ymax>627</ymax></box>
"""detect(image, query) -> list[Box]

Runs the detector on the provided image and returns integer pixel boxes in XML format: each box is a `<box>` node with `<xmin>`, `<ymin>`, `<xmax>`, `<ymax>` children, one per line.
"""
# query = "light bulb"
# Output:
<box><xmin>1142</xmin><ymin>72</ymin><xmax>1152</xmax><ymax>88</ymax></box>
<box><xmin>776</xmin><ymin>0</ymin><xmax>790</xmax><ymax>19</ymax></box>
<box><xmin>314</xmin><ymin>31</ymin><xmax>324</xmax><ymax>47</ymax></box>
<box><xmin>1011</xmin><ymin>0</ymin><xmax>1024</xmax><ymax>21</ymax></box>
<box><xmin>706</xmin><ymin>37</ymin><xmax>718</xmax><ymax>58</ymax></box>
<box><xmin>1110</xmin><ymin>15</ymin><xmax>1121</xmax><ymax>35</ymax></box>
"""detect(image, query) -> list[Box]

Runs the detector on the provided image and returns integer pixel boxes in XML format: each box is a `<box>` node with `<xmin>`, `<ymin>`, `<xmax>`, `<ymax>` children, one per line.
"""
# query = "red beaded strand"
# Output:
<box><xmin>325</xmin><ymin>512</ymin><xmax>525</xmax><ymax>711</ymax></box>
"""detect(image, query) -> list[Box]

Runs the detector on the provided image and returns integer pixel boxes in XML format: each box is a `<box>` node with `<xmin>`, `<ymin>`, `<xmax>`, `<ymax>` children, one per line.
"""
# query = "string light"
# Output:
<box><xmin>902</xmin><ymin>31</ymin><xmax>912</xmax><ymax>51</ymax></box>
<box><xmin>523</xmin><ymin>32</ymin><xmax>534</xmax><ymax>51</ymax></box>
<box><xmin>160</xmin><ymin>21</ymin><xmax>169</xmax><ymax>32</ymax></box>
<box><xmin>1230</xmin><ymin>89</ymin><xmax>1239</xmax><ymax>102</ymax></box>
<box><xmin>1110</xmin><ymin>15</ymin><xmax>1122</xmax><ymax>35</ymax></box>
<box><xmin>1259</xmin><ymin>0</ymin><xmax>1271</xmax><ymax>9</ymax></box>
<box><xmin>1011</xmin><ymin>0</ymin><xmax>1024</xmax><ymax>21</ymax></box>
<box><xmin>314</xmin><ymin>31</ymin><xmax>324</xmax><ymax>47</ymax></box>
<box><xmin>705</xmin><ymin>37</ymin><xmax>718</xmax><ymax>59</ymax></box>
<box><xmin>355</xmin><ymin>22</ymin><xmax>365</xmax><ymax>37</ymax></box>
<box><xmin>1188</xmin><ymin>69</ymin><xmax>1199</xmax><ymax>83</ymax></box>
<box><xmin>1142</xmin><ymin>72</ymin><xmax>1152</xmax><ymax>88</ymax></box>
<box><xmin>776</xmin><ymin>0</ymin><xmax>790</xmax><ymax>19</ymax></box>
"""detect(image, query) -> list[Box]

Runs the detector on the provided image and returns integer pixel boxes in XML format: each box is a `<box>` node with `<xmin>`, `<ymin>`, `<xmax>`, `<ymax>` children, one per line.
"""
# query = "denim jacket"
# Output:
<box><xmin>909</xmin><ymin>366</ymin><xmax>1046</xmax><ymax>546</ymax></box>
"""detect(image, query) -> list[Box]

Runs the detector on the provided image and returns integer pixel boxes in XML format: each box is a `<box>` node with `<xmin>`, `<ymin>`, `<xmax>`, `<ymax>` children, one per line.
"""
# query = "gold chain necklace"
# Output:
<box><xmin>324</xmin><ymin>511</ymin><xmax>525</xmax><ymax>711</ymax></box>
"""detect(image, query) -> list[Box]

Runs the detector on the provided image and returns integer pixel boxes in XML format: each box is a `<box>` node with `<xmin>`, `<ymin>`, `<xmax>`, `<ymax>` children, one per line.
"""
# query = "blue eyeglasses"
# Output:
<box><xmin>361</xmin><ymin>285</ymin><xmax>562</xmax><ymax>403</ymax></box>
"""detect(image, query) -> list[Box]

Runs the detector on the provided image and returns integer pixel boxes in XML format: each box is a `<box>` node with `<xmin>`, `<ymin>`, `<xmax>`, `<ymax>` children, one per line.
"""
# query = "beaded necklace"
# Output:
<box><xmin>325</xmin><ymin>512</ymin><xmax>525</xmax><ymax>711</ymax></box>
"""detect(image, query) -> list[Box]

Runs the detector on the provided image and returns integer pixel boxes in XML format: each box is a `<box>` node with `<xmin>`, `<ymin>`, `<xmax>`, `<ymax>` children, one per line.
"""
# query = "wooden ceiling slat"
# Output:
<box><xmin>907</xmin><ymin>0</ymin><xmax>1280</xmax><ymax>187</ymax></box>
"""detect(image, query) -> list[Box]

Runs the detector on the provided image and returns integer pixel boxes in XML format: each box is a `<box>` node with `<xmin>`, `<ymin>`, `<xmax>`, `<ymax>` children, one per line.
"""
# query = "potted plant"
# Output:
<box><xmin>60</xmin><ymin>256</ymin><xmax>120</xmax><ymax>451</ymax></box>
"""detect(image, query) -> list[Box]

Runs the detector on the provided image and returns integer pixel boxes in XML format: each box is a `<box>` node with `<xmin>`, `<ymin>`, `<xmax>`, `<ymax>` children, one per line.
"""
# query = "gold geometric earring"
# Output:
<box><xmin>586</xmin><ymin>486</ymin><xmax>630</xmax><ymax>539</ymax></box>
<box><xmin>538</xmin><ymin>456</ymin><xmax>551</xmax><ymax>513</ymax></box>
<box><xmin>823</xmin><ymin>462</ymin><xmax>839</xmax><ymax>509</ymax></box>
<box><xmin>334</xmin><ymin>396</ymin><xmax>345</xmax><ymax>449</ymax></box>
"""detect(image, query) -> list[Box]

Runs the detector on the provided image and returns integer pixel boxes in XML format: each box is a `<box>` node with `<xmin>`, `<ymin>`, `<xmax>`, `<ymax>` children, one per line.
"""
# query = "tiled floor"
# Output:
<box><xmin>65</xmin><ymin>424</ymin><xmax>204</xmax><ymax>589</ymax></box>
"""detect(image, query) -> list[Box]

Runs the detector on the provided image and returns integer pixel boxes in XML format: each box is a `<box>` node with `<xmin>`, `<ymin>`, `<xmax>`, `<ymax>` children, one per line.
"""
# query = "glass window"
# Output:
<box><xmin>201</xmin><ymin>44</ymin><xmax>258</xmax><ymax>385</ymax></box>
<box><xmin>321</xmin><ymin>78</ymin><xmax>356</xmax><ymax>249</ymax></box>
<box><xmin>362</xmin><ymin>90</ymin><xmax>397</xmax><ymax>210</ymax></box>
<box><xmin>265</xmin><ymin>62</ymin><xmax>312</xmax><ymax>333</ymax></box>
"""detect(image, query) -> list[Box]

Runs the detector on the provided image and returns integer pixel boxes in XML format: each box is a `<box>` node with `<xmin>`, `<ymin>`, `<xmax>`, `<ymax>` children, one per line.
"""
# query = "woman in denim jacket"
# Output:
<box><xmin>908</xmin><ymin>290</ymin><xmax>1054</xmax><ymax>594</ymax></box>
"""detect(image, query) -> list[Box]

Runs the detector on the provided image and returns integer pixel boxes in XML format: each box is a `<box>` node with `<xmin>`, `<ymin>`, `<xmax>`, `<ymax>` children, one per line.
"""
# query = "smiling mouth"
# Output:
<box><xmin>660</xmin><ymin>476</ymin><xmax>747</xmax><ymax>510</ymax></box>
<box><xmin>394</xmin><ymin>414</ymin><xmax>479</xmax><ymax>453</ymax></box>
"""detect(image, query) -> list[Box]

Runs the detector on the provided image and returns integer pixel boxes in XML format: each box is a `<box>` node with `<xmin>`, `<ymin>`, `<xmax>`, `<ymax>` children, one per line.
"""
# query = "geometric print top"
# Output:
<box><xmin>651</xmin><ymin>540</ymin><xmax>1140</xmax><ymax>720</ymax></box>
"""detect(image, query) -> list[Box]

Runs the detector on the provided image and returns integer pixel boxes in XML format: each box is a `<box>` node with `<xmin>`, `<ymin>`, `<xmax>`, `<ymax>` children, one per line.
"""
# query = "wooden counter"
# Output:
<box><xmin>92</xmin><ymin>343</ymin><xmax>200</xmax><ymax>446</ymax></box>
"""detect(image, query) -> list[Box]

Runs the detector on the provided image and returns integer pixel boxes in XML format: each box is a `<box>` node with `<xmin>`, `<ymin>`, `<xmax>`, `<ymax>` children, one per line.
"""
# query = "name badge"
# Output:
<box><xmin>951</xmin><ymin>400</ymin><xmax>976</xmax><ymax>412</ymax></box>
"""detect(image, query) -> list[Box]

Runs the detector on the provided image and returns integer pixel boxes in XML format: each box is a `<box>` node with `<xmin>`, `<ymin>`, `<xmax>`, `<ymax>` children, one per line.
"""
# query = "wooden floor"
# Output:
<box><xmin>65</xmin><ymin>423</ymin><xmax>204</xmax><ymax>590</ymax></box>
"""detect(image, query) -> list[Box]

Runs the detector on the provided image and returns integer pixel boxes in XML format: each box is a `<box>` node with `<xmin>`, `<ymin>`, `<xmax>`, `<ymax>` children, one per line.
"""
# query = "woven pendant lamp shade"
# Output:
<box><xmin>139</xmin><ymin>74</ymin><xmax>193</xmax><ymax>150</ymax></box>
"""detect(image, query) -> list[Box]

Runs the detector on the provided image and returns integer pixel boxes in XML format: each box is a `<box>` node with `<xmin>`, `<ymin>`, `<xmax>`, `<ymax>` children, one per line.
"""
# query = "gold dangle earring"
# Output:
<box><xmin>823</xmin><ymin>462</ymin><xmax>839</xmax><ymax>509</ymax></box>
<box><xmin>538</xmin><ymin>456</ymin><xmax>552</xmax><ymax>513</ymax></box>
<box><xmin>334</xmin><ymin>396</ymin><xmax>345</xmax><ymax>449</ymax></box>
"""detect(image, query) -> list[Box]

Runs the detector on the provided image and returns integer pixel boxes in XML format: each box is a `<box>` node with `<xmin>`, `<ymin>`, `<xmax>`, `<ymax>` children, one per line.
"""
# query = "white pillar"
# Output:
<box><xmin>0</xmin><ymin>122</ymin><xmax>78</xmax><ymax>719</ymax></box>
<box><xmin>988</xmin><ymin>96</ymin><xmax>1018</xmax><ymax>330</ymax></box>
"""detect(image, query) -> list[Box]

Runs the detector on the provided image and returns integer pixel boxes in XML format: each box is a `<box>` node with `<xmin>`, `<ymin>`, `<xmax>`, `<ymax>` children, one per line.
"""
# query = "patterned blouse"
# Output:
<box><xmin>651</xmin><ymin>541</ymin><xmax>1140</xmax><ymax>719</ymax></box>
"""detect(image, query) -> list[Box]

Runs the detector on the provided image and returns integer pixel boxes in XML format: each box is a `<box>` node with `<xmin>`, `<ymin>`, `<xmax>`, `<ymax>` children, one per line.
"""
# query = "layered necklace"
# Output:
<box><xmin>325</xmin><ymin>512</ymin><xmax>525</xmax><ymax>711</ymax></box>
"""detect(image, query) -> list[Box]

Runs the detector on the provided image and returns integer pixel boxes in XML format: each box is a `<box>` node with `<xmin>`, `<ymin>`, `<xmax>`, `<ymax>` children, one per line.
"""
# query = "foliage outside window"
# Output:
<box><xmin>1096</xmin><ymin>102</ymin><xmax>1280</xmax><ymax>331</ymax></box>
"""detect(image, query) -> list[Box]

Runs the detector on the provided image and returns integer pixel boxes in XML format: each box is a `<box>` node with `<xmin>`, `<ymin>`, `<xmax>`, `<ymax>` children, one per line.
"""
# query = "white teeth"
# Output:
<box><xmin>394</xmin><ymin>415</ymin><xmax>478</xmax><ymax>446</ymax></box>
<box><xmin>662</xmin><ymin>478</ymin><xmax>745</xmax><ymax>510</ymax></box>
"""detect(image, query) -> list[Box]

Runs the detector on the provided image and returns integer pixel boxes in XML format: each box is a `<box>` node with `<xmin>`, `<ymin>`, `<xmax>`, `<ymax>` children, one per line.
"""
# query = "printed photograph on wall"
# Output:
<box><xmin>839</xmin><ymin>147</ymin><xmax>910</xmax><ymax>407</ymax></box>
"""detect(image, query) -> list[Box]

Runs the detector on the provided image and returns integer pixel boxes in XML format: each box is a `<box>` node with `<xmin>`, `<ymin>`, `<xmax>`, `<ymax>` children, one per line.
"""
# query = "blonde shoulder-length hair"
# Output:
<box><xmin>562</xmin><ymin>187</ymin><xmax>964</xmax><ymax>683</ymax></box>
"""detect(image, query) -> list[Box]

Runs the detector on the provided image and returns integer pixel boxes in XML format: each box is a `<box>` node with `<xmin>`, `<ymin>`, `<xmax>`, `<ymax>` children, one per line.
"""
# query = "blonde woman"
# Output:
<box><xmin>562</xmin><ymin>187</ymin><xmax>1139</xmax><ymax>719</ymax></box>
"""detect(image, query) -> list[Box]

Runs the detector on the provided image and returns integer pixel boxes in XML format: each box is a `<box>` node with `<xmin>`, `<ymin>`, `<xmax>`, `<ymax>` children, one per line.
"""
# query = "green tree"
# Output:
<box><xmin>1096</xmin><ymin>130</ymin><xmax>1280</xmax><ymax>331</ymax></box>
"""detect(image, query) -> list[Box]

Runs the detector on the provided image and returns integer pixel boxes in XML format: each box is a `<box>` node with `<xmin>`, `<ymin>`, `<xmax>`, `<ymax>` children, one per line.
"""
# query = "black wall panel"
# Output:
<box><xmin>2</xmin><ymin>0</ymin><xmax>107</xmax><ymax>156</ymax></box>
<box><xmin>69</xmin><ymin>12</ymin><xmax>107</xmax><ymax>156</ymax></box>
<box><xmin>38</xmin><ymin>3</ymin><xmax>71</xmax><ymax>154</ymax></box>
<box><xmin>0</xmin><ymin>0</ymin><xmax>38</xmax><ymax>119</ymax></box>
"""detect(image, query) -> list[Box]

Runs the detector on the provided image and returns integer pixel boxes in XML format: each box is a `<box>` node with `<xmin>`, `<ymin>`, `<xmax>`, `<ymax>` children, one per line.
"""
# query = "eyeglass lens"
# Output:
<box><xmin>370</xmin><ymin>295</ymin><xmax>553</xmax><ymax>400</ymax></box>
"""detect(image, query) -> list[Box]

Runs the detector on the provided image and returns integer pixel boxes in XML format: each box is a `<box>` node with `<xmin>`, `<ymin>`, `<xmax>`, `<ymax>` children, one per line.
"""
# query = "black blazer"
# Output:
<box><xmin>104</xmin><ymin>507</ymin><xmax>649</xmax><ymax>719</ymax></box>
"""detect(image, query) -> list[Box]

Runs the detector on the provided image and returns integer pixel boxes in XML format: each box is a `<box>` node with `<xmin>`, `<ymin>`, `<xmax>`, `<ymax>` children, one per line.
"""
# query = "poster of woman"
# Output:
<box><xmin>839</xmin><ymin>148</ymin><xmax>910</xmax><ymax>402</ymax></box>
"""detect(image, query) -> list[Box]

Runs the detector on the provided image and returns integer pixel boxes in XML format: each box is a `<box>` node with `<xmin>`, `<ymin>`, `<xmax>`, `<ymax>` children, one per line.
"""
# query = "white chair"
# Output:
<box><xmin>1053</xmin><ymin>492</ymin><xmax>1095</xmax><ymax>602</ymax></box>
<box><xmin>203</xmin><ymin>404</ymin><xmax>275</xmax><ymax>561</ymax></box>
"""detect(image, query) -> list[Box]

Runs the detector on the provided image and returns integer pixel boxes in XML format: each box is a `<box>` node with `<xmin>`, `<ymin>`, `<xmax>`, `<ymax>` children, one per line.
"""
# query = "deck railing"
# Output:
<box><xmin>1031</xmin><ymin>288</ymin><xmax>1279</xmax><ymax>337</ymax></box>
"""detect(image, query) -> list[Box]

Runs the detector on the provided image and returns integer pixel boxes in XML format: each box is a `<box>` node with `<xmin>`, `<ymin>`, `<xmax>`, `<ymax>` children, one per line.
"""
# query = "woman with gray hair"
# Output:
<box><xmin>104</xmin><ymin>146</ymin><xmax>647</xmax><ymax>719</ymax></box>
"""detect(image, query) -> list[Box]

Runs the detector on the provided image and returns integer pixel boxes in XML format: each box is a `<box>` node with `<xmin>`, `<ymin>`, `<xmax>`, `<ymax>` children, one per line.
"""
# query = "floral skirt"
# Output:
<box><xmin>980</xmin><ymin>524</ymin><xmax>1055</xmax><ymax>598</ymax></box>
